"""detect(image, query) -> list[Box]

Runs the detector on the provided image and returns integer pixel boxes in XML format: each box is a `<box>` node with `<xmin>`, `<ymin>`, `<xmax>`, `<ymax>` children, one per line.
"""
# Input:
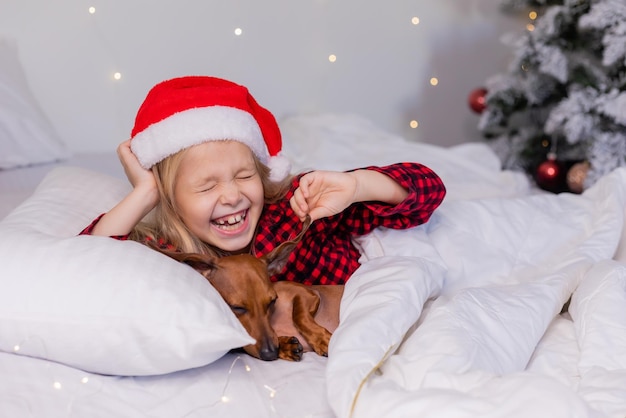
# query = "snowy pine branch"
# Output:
<box><xmin>479</xmin><ymin>0</ymin><xmax>626</xmax><ymax>191</ymax></box>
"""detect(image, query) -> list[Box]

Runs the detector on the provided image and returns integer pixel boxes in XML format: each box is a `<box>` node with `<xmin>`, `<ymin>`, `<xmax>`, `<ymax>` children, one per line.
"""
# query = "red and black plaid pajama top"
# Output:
<box><xmin>80</xmin><ymin>163</ymin><xmax>446</xmax><ymax>285</ymax></box>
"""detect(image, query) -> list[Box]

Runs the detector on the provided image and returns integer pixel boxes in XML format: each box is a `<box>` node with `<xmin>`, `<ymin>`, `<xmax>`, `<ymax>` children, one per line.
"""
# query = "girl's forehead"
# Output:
<box><xmin>183</xmin><ymin>140</ymin><xmax>254</xmax><ymax>162</ymax></box>
<box><xmin>177</xmin><ymin>140</ymin><xmax>256</xmax><ymax>178</ymax></box>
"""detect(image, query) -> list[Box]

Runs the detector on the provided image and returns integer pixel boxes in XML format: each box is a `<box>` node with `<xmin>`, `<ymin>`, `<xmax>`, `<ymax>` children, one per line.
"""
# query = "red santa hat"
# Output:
<box><xmin>130</xmin><ymin>76</ymin><xmax>291</xmax><ymax>181</ymax></box>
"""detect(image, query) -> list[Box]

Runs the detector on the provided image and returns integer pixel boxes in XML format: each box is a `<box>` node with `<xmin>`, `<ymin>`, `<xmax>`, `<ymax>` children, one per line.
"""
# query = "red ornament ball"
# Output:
<box><xmin>468</xmin><ymin>87</ymin><xmax>488</xmax><ymax>114</ymax></box>
<box><xmin>535</xmin><ymin>155</ymin><xmax>565</xmax><ymax>192</ymax></box>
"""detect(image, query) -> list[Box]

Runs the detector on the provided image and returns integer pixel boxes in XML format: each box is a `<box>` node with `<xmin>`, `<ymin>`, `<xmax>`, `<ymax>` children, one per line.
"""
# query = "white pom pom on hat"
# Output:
<box><xmin>130</xmin><ymin>76</ymin><xmax>291</xmax><ymax>181</ymax></box>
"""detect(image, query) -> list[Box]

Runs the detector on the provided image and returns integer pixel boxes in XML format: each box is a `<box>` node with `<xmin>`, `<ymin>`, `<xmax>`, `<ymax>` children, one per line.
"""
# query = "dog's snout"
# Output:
<box><xmin>259</xmin><ymin>339</ymin><xmax>279</xmax><ymax>361</ymax></box>
<box><xmin>260</xmin><ymin>350</ymin><xmax>278</xmax><ymax>361</ymax></box>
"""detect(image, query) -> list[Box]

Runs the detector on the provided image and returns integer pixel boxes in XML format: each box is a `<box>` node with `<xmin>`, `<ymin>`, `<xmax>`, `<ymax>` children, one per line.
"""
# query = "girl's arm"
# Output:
<box><xmin>290</xmin><ymin>167</ymin><xmax>410</xmax><ymax>221</ymax></box>
<box><xmin>352</xmin><ymin>168</ymin><xmax>409</xmax><ymax>204</ymax></box>
<box><xmin>89</xmin><ymin>140</ymin><xmax>159</xmax><ymax>236</ymax></box>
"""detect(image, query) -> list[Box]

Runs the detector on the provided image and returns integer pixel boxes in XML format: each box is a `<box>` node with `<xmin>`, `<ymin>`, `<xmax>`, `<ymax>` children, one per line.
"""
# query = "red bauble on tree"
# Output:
<box><xmin>535</xmin><ymin>153</ymin><xmax>566</xmax><ymax>192</ymax></box>
<box><xmin>468</xmin><ymin>87</ymin><xmax>488</xmax><ymax>114</ymax></box>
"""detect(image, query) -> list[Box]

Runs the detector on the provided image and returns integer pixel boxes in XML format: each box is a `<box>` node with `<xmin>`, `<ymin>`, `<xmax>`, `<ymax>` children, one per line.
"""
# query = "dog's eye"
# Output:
<box><xmin>230</xmin><ymin>306</ymin><xmax>248</xmax><ymax>316</ymax></box>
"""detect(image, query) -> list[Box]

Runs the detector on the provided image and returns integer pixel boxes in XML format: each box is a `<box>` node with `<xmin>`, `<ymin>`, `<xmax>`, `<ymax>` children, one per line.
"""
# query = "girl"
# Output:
<box><xmin>81</xmin><ymin>76</ymin><xmax>446</xmax><ymax>285</ymax></box>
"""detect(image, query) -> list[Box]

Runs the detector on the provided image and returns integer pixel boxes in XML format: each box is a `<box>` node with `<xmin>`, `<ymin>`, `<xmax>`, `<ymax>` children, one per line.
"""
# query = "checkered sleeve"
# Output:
<box><xmin>324</xmin><ymin>162</ymin><xmax>446</xmax><ymax>236</ymax></box>
<box><xmin>78</xmin><ymin>214</ymin><xmax>177</xmax><ymax>252</ymax></box>
<box><xmin>364</xmin><ymin>162</ymin><xmax>446</xmax><ymax>225</ymax></box>
<box><xmin>78</xmin><ymin>213</ymin><xmax>131</xmax><ymax>241</ymax></box>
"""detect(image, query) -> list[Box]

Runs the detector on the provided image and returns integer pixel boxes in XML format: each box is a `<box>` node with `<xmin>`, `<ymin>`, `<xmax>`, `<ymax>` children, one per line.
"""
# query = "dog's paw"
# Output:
<box><xmin>310</xmin><ymin>330</ymin><xmax>332</xmax><ymax>357</ymax></box>
<box><xmin>313</xmin><ymin>342</ymin><xmax>328</xmax><ymax>358</ymax></box>
<box><xmin>278</xmin><ymin>336</ymin><xmax>303</xmax><ymax>361</ymax></box>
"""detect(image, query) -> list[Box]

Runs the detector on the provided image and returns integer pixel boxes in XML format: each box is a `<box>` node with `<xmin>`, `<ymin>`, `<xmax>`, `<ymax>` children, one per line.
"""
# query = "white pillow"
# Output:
<box><xmin>0</xmin><ymin>166</ymin><xmax>253</xmax><ymax>376</ymax></box>
<box><xmin>0</xmin><ymin>38</ymin><xmax>70</xmax><ymax>169</ymax></box>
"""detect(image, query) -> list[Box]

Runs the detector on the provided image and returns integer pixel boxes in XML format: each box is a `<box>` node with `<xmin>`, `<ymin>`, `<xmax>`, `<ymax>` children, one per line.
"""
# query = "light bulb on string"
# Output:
<box><xmin>264</xmin><ymin>384</ymin><xmax>277</xmax><ymax>399</ymax></box>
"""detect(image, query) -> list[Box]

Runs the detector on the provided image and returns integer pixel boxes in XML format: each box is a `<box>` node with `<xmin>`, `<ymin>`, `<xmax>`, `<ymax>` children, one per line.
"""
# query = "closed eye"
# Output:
<box><xmin>230</xmin><ymin>306</ymin><xmax>248</xmax><ymax>316</ymax></box>
<box><xmin>200</xmin><ymin>184</ymin><xmax>217</xmax><ymax>192</ymax></box>
<box><xmin>236</xmin><ymin>167</ymin><xmax>258</xmax><ymax>180</ymax></box>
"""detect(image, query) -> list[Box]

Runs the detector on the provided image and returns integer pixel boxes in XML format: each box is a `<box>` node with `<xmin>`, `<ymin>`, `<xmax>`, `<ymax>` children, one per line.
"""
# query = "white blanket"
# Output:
<box><xmin>327</xmin><ymin>167</ymin><xmax>626</xmax><ymax>418</ymax></box>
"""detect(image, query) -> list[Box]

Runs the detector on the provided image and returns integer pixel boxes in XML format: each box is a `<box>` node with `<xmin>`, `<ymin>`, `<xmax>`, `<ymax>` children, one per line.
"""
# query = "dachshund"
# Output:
<box><xmin>153</xmin><ymin>216</ymin><xmax>343</xmax><ymax>361</ymax></box>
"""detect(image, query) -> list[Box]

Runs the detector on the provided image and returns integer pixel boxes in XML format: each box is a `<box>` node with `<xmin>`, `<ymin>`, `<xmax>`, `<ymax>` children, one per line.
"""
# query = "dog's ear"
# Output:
<box><xmin>264</xmin><ymin>242</ymin><xmax>297</xmax><ymax>276</ymax></box>
<box><xmin>175</xmin><ymin>253</ymin><xmax>219</xmax><ymax>276</ymax></box>
<box><xmin>263</xmin><ymin>215</ymin><xmax>311</xmax><ymax>276</ymax></box>
<box><xmin>146</xmin><ymin>242</ymin><xmax>219</xmax><ymax>277</ymax></box>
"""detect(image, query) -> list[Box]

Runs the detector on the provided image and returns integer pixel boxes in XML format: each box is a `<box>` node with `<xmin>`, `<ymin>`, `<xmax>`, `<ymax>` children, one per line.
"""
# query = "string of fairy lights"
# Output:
<box><xmin>15</xmin><ymin>331</ymin><xmax>311</xmax><ymax>417</ymax></box>
<box><xmin>10</xmin><ymin>4</ymin><xmax>547</xmax><ymax>415</ymax></box>
<box><xmin>12</xmin><ymin>4</ymin><xmax>536</xmax><ymax>415</ymax></box>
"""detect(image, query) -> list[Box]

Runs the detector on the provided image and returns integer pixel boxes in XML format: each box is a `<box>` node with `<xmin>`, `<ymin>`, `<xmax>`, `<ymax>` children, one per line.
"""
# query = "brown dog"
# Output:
<box><xmin>155</xmin><ymin>217</ymin><xmax>344</xmax><ymax>361</ymax></box>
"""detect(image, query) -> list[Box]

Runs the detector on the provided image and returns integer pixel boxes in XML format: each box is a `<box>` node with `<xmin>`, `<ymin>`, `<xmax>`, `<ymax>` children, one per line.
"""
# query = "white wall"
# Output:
<box><xmin>0</xmin><ymin>0</ymin><xmax>522</xmax><ymax>154</ymax></box>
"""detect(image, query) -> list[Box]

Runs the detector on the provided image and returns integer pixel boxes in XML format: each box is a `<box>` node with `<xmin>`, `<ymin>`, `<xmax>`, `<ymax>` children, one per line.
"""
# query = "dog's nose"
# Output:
<box><xmin>259</xmin><ymin>345</ymin><xmax>279</xmax><ymax>361</ymax></box>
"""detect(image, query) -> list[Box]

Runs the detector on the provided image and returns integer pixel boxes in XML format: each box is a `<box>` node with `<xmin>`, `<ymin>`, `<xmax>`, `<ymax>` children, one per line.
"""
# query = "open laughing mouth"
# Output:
<box><xmin>211</xmin><ymin>210</ymin><xmax>247</xmax><ymax>231</ymax></box>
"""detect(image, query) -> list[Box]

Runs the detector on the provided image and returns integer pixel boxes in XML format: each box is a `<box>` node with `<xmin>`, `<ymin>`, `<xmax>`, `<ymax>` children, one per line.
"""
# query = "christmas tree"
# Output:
<box><xmin>475</xmin><ymin>0</ymin><xmax>626</xmax><ymax>193</ymax></box>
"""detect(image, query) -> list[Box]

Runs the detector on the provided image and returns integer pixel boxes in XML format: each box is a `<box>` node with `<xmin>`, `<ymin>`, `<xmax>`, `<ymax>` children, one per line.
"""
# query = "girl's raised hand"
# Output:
<box><xmin>117</xmin><ymin>139</ymin><xmax>157</xmax><ymax>193</ymax></box>
<box><xmin>90</xmin><ymin>140</ymin><xmax>159</xmax><ymax>236</ymax></box>
<box><xmin>290</xmin><ymin>170</ymin><xmax>358</xmax><ymax>221</ymax></box>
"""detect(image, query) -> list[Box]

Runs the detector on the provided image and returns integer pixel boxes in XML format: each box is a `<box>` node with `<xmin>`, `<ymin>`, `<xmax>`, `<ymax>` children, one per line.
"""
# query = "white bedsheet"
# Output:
<box><xmin>0</xmin><ymin>350</ymin><xmax>331</xmax><ymax>417</ymax></box>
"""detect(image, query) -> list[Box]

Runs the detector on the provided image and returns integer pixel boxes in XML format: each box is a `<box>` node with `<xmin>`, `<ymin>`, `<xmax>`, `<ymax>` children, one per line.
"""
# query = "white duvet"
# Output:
<box><xmin>328</xmin><ymin>166</ymin><xmax>626</xmax><ymax>418</ymax></box>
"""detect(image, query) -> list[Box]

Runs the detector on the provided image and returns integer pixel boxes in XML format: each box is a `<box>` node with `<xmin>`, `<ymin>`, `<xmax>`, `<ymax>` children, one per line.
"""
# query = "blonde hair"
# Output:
<box><xmin>130</xmin><ymin>144</ymin><xmax>293</xmax><ymax>254</ymax></box>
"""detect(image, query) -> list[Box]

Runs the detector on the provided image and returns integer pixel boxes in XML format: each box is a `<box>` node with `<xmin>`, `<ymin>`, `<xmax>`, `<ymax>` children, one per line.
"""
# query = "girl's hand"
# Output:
<box><xmin>118</xmin><ymin>139</ymin><xmax>157</xmax><ymax>194</ymax></box>
<box><xmin>290</xmin><ymin>171</ymin><xmax>358</xmax><ymax>221</ymax></box>
<box><xmin>91</xmin><ymin>140</ymin><xmax>159</xmax><ymax>236</ymax></box>
<box><xmin>289</xmin><ymin>169</ymin><xmax>409</xmax><ymax>222</ymax></box>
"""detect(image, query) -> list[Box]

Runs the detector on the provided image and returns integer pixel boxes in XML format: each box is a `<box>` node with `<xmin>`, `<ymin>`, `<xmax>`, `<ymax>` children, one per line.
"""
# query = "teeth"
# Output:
<box><xmin>215</xmin><ymin>212</ymin><xmax>245</xmax><ymax>226</ymax></box>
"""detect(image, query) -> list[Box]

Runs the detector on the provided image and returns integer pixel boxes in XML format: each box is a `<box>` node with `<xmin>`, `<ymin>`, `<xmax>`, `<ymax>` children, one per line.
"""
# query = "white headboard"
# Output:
<box><xmin>0</xmin><ymin>0</ymin><xmax>521</xmax><ymax>153</ymax></box>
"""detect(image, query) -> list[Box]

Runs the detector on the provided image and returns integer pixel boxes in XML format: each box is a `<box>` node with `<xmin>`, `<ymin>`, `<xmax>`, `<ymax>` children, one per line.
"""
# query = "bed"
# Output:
<box><xmin>3</xmin><ymin>42</ymin><xmax>626</xmax><ymax>418</ymax></box>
